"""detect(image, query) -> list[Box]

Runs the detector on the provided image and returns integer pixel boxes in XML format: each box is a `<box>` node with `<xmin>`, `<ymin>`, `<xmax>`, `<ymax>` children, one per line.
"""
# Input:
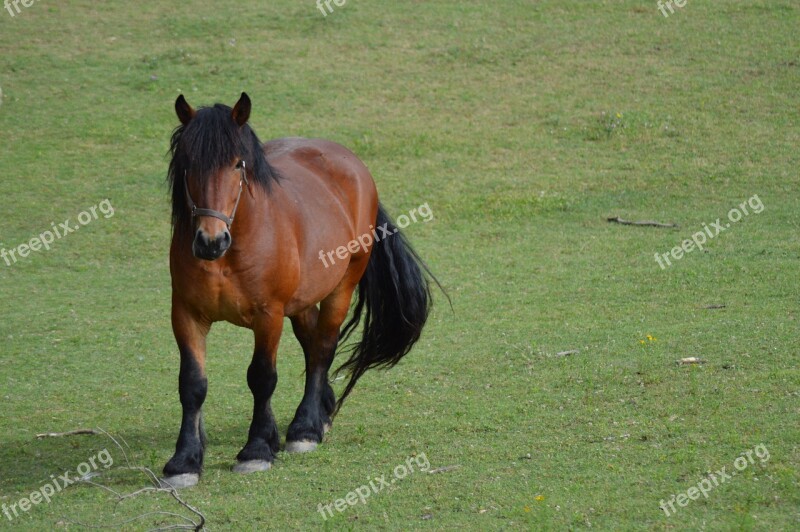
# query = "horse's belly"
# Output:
<box><xmin>284</xmin><ymin>259</ymin><xmax>350</xmax><ymax>317</ymax></box>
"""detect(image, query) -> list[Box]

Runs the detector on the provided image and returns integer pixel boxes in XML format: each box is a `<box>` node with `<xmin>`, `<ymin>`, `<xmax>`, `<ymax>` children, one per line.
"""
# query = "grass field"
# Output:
<box><xmin>1</xmin><ymin>0</ymin><xmax>798</xmax><ymax>529</ymax></box>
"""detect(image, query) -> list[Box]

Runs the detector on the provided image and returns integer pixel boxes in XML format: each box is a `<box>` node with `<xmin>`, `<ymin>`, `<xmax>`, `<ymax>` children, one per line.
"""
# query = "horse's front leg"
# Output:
<box><xmin>234</xmin><ymin>310</ymin><xmax>284</xmax><ymax>473</ymax></box>
<box><xmin>162</xmin><ymin>300</ymin><xmax>210</xmax><ymax>489</ymax></box>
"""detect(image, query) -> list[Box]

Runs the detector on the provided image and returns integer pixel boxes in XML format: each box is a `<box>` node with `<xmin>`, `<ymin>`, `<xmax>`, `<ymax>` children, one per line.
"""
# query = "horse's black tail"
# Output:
<box><xmin>333</xmin><ymin>204</ymin><xmax>437</xmax><ymax>413</ymax></box>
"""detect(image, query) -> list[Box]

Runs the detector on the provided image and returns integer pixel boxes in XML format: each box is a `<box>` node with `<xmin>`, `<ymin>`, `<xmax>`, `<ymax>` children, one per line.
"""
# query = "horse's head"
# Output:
<box><xmin>169</xmin><ymin>93</ymin><xmax>258</xmax><ymax>261</ymax></box>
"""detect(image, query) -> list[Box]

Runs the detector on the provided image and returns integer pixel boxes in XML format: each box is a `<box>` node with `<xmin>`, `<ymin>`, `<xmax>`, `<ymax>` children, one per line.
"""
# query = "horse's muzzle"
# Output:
<box><xmin>192</xmin><ymin>229</ymin><xmax>231</xmax><ymax>261</ymax></box>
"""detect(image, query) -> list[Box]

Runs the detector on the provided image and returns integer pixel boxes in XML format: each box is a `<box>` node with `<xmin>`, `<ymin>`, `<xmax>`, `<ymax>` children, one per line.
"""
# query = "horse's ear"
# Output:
<box><xmin>232</xmin><ymin>92</ymin><xmax>251</xmax><ymax>127</ymax></box>
<box><xmin>175</xmin><ymin>95</ymin><xmax>195</xmax><ymax>126</ymax></box>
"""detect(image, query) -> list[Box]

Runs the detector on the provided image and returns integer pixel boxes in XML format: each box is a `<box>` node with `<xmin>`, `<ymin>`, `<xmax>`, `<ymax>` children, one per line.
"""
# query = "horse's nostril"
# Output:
<box><xmin>219</xmin><ymin>231</ymin><xmax>231</xmax><ymax>248</ymax></box>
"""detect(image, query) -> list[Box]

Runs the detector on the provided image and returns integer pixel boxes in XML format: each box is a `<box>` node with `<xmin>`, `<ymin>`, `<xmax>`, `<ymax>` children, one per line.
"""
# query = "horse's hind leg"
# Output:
<box><xmin>286</xmin><ymin>268</ymin><xmax>364</xmax><ymax>452</ymax></box>
<box><xmin>285</xmin><ymin>306</ymin><xmax>336</xmax><ymax>452</ymax></box>
<box><xmin>234</xmin><ymin>310</ymin><xmax>284</xmax><ymax>473</ymax></box>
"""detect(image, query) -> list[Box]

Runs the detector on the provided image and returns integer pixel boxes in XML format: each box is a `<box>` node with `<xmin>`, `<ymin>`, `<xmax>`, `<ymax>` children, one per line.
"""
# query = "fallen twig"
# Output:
<box><xmin>72</xmin><ymin>471</ymin><xmax>206</xmax><ymax>531</ymax></box>
<box><xmin>555</xmin><ymin>350</ymin><xmax>580</xmax><ymax>357</ymax></box>
<box><xmin>607</xmin><ymin>216</ymin><xmax>678</xmax><ymax>228</ymax></box>
<box><xmin>428</xmin><ymin>465</ymin><xmax>461</xmax><ymax>474</ymax></box>
<box><xmin>36</xmin><ymin>429</ymin><xmax>99</xmax><ymax>439</ymax></box>
<box><xmin>55</xmin><ymin>429</ymin><xmax>206</xmax><ymax>531</ymax></box>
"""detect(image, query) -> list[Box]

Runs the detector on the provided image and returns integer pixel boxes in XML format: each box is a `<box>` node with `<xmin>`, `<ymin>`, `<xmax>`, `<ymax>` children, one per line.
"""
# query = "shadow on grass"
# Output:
<box><xmin>0</xmin><ymin>411</ymin><xmax>311</xmax><ymax>498</ymax></box>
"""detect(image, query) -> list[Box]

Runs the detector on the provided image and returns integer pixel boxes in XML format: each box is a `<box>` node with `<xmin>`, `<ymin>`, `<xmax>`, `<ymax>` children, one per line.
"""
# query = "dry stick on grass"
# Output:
<box><xmin>555</xmin><ymin>350</ymin><xmax>580</xmax><ymax>357</ymax></box>
<box><xmin>607</xmin><ymin>216</ymin><xmax>679</xmax><ymax>228</ymax></box>
<box><xmin>36</xmin><ymin>429</ymin><xmax>100</xmax><ymax>439</ymax></box>
<box><xmin>71</xmin><ymin>469</ymin><xmax>206</xmax><ymax>531</ymax></box>
<box><xmin>428</xmin><ymin>465</ymin><xmax>461</xmax><ymax>474</ymax></box>
<box><xmin>57</xmin><ymin>428</ymin><xmax>206</xmax><ymax>531</ymax></box>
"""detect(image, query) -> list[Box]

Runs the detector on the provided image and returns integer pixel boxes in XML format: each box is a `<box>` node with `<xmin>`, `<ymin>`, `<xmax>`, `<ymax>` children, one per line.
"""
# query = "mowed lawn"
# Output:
<box><xmin>0</xmin><ymin>0</ymin><xmax>798</xmax><ymax>529</ymax></box>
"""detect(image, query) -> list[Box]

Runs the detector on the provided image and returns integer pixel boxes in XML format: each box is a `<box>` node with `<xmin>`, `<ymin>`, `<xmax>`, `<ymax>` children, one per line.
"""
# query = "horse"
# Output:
<box><xmin>161</xmin><ymin>93</ymin><xmax>437</xmax><ymax>488</ymax></box>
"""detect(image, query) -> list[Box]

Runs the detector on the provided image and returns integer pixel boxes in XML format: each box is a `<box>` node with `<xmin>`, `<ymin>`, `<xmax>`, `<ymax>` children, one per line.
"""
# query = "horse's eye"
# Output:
<box><xmin>235</xmin><ymin>160</ymin><xmax>243</xmax><ymax>169</ymax></box>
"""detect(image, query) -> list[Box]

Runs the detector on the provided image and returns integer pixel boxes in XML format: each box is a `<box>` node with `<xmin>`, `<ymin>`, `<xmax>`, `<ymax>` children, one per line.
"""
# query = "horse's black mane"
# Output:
<box><xmin>167</xmin><ymin>103</ymin><xmax>280</xmax><ymax>228</ymax></box>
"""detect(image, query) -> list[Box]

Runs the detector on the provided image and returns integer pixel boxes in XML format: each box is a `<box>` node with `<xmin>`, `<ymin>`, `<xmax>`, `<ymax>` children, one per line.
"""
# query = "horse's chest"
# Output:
<box><xmin>191</xmin><ymin>265</ymin><xmax>258</xmax><ymax>326</ymax></box>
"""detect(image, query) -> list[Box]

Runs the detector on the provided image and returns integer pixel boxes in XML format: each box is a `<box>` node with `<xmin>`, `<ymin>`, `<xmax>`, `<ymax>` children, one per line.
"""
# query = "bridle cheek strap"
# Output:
<box><xmin>184</xmin><ymin>162</ymin><xmax>249</xmax><ymax>229</ymax></box>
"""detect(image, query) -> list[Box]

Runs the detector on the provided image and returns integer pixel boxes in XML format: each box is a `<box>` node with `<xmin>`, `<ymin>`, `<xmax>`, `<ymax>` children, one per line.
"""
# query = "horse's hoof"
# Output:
<box><xmin>232</xmin><ymin>460</ymin><xmax>272</xmax><ymax>474</ymax></box>
<box><xmin>323</xmin><ymin>423</ymin><xmax>332</xmax><ymax>434</ymax></box>
<box><xmin>159</xmin><ymin>473</ymin><xmax>199</xmax><ymax>489</ymax></box>
<box><xmin>285</xmin><ymin>440</ymin><xmax>318</xmax><ymax>453</ymax></box>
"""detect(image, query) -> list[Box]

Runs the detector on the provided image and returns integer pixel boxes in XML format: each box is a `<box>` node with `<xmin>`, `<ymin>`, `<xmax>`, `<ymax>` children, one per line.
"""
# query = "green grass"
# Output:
<box><xmin>1</xmin><ymin>0</ymin><xmax>799</xmax><ymax>529</ymax></box>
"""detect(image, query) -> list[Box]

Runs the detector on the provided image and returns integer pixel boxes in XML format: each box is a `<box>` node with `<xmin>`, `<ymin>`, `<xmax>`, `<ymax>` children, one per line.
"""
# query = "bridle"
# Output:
<box><xmin>183</xmin><ymin>161</ymin><xmax>249</xmax><ymax>229</ymax></box>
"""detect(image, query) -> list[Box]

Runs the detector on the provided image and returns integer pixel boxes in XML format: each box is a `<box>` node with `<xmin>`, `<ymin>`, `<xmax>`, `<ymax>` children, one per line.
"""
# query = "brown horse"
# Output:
<box><xmin>161</xmin><ymin>93</ymin><xmax>436</xmax><ymax>488</ymax></box>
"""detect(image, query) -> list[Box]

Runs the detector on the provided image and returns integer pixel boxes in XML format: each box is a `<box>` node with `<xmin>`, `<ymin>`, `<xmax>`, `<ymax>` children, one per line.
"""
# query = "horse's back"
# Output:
<box><xmin>264</xmin><ymin>137</ymin><xmax>374</xmax><ymax>189</ymax></box>
<box><xmin>260</xmin><ymin>137</ymin><xmax>379</xmax><ymax>314</ymax></box>
<box><xmin>264</xmin><ymin>136</ymin><xmax>378</xmax><ymax>232</ymax></box>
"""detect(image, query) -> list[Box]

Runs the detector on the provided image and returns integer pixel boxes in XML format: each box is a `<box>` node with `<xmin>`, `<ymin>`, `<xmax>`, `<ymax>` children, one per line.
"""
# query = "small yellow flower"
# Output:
<box><xmin>647</xmin><ymin>334</ymin><xmax>656</xmax><ymax>342</ymax></box>
<box><xmin>524</xmin><ymin>506</ymin><xmax>531</xmax><ymax>512</ymax></box>
<box><xmin>616</xmin><ymin>113</ymin><xmax>622</xmax><ymax>118</ymax></box>
<box><xmin>640</xmin><ymin>340</ymin><xmax>646</xmax><ymax>345</ymax></box>
<box><xmin>535</xmin><ymin>495</ymin><xmax>545</xmax><ymax>501</ymax></box>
